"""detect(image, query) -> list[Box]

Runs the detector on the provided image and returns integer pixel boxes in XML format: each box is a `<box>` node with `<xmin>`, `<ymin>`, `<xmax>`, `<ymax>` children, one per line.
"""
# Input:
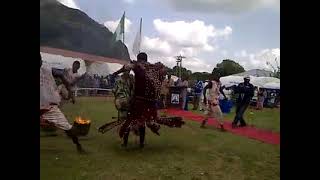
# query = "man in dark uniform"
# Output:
<box><xmin>231</xmin><ymin>76</ymin><xmax>255</xmax><ymax>128</ymax></box>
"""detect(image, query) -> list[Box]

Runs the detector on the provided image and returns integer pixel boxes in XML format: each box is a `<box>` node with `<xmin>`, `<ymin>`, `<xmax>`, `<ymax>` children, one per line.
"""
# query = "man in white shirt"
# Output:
<box><xmin>52</xmin><ymin>61</ymin><xmax>85</xmax><ymax>104</ymax></box>
<box><xmin>199</xmin><ymin>81</ymin><xmax>208</xmax><ymax>111</ymax></box>
<box><xmin>200</xmin><ymin>77</ymin><xmax>226</xmax><ymax>131</ymax></box>
<box><xmin>40</xmin><ymin>54</ymin><xmax>85</xmax><ymax>153</ymax></box>
<box><xmin>160</xmin><ymin>74</ymin><xmax>175</xmax><ymax>108</ymax></box>
<box><xmin>178</xmin><ymin>76</ymin><xmax>189</xmax><ymax>110</ymax></box>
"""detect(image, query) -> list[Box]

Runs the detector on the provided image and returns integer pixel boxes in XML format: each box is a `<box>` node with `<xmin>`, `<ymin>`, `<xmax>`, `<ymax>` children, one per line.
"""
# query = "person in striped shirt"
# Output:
<box><xmin>40</xmin><ymin>54</ymin><xmax>85</xmax><ymax>153</ymax></box>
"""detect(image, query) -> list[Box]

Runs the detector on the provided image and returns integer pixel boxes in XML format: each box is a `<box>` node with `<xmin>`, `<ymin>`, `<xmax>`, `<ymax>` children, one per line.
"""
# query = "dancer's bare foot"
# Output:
<box><xmin>220</xmin><ymin>124</ymin><xmax>226</xmax><ymax>132</ymax></box>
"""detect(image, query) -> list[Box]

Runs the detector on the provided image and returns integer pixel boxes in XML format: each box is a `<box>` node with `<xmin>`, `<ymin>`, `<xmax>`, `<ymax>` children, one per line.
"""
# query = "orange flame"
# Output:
<box><xmin>75</xmin><ymin>116</ymin><xmax>91</xmax><ymax>124</ymax></box>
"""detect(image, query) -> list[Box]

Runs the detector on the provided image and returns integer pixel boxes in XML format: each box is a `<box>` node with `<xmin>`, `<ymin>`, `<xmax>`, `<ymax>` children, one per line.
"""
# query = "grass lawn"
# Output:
<box><xmin>40</xmin><ymin>97</ymin><xmax>280</xmax><ymax>180</ymax></box>
<box><xmin>189</xmin><ymin>104</ymin><xmax>280</xmax><ymax>132</ymax></box>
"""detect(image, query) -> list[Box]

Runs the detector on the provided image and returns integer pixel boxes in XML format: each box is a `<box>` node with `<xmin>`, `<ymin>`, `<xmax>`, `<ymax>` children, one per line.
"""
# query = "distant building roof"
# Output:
<box><xmin>233</xmin><ymin>69</ymin><xmax>273</xmax><ymax>77</ymax></box>
<box><xmin>40</xmin><ymin>46</ymin><xmax>128</xmax><ymax>65</ymax></box>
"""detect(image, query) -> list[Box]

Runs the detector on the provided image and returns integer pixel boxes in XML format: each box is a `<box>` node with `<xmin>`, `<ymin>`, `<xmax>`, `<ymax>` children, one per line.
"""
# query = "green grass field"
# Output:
<box><xmin>190</xmin><ymin>104</ymin><xmax>280</xmax><ymax>132</ymax></box>
<box><xmin>40</xmin><ymin>97</ymin><xmax>280</xmax><ymax>180</ymax></box>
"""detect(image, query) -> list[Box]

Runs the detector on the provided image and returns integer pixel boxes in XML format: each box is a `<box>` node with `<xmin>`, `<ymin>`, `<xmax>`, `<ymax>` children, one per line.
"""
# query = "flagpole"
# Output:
<box><xmin>123</xmin><ymin>11</ymin><xmax>125</xmax><ymax>44</ymax></box>
<box><xmin>139</xmin><ymin>18</ymin><xmax>142</xmax><ymax>53</ymax></box>
<box><xmin>139</xmin><ymin>18</ymin><xmax>142</xmax><ymax>37</ymax></box>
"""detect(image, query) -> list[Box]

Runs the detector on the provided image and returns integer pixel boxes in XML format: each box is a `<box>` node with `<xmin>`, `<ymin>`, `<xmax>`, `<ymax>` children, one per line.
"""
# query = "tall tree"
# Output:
<box><xmin>172</xmin><ymin>66</ymin><xmax>192</xmax><ymax>78</ymax></box>
<box><xmin>212</xmin><ymin>59</ymin><xmax>245</xmax><ymax>77</ymax></box>
<box><xmin>267</xmin><ymin>58</ymin><xmax>280</xmax><ymax>79</ymax></box>
<box><xmin>190</xmin><ymin>72</ymin><xmax>212</xmax><ymax>81</ymax></box>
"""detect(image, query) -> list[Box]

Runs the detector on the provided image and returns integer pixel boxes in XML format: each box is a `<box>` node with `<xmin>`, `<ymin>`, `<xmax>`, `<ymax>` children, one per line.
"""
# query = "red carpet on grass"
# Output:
<box><xmin>166</xmin><ymin>109</ymin><xmax>280</xmax><ymax>145</ymax></box>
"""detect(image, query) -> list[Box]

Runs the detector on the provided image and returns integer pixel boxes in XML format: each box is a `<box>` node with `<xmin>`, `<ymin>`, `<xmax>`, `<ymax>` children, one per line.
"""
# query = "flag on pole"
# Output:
<box><xmin>132</xmin><ymin>18</ymin><xmax>142</xmax><ymax>56</ymax></box>
<box><xmin>113</xmin><ymin>12</ymin><xmax>125</xmax><ymax>43</ymax></box>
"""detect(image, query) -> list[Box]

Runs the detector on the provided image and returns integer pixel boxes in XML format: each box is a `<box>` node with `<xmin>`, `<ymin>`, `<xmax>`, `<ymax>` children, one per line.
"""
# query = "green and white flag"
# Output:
<box><xmin>113</xmin><ymin>12</ymin><xmax>125</xmax><ymax>43</ymax></box>
<box><xmin>132</xmin><ymin>18</ymin><xmax>142</xmax><ymax>56</ymax></box>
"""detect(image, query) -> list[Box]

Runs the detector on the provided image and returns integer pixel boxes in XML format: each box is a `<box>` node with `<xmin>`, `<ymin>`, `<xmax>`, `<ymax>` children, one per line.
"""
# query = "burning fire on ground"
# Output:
<box><xmin>74</xmin><ymin>117</ymin><xmax>91</xmax><ymax>125</ymax></box>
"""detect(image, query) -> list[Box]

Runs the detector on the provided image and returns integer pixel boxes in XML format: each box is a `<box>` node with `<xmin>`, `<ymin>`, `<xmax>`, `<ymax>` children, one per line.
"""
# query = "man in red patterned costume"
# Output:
<box><xmin>99</xmin><ymin>52</ymin><xmax>184</xmax><ymax>148</ymax></box>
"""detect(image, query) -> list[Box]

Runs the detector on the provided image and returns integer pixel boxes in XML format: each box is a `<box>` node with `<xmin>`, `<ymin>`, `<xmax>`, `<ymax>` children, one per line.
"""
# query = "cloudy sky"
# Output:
<box><xmin>57</xmin><ymin>0</ymin><xmax>280</xmax><ymax>73</ymax></box>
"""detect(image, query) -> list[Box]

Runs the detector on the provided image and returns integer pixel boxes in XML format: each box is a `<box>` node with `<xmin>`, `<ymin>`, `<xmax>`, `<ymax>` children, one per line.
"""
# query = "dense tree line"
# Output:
<box><xmin>165</xmin><ymin>59</ymin><xmax>246</xmax><ymax>81</ymax></box>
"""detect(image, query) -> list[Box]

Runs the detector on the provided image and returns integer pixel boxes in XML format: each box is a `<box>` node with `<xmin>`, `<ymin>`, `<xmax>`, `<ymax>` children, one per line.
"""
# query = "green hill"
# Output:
<box><xmin>40</xmin><ymin>0</ymin><xmax>130</xmax><ymax>61</ymax></box>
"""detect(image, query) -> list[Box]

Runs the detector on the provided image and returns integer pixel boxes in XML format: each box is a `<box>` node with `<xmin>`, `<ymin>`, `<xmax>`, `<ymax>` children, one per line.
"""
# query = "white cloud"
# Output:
<box><xmin>178</xmin><ymin>47</ymin><xmax>197</xmax><ymax>57</ymax></box>
<box><xmin>166</xmin><ymin>0</ymin><xmax>280</xmax><ymax>14</ymax></box>
<box><xmin>141</xmin><ymin>36</ymin><xmax>172</xmax><ymax>56</ymax></box>
<box><xmin>123</xmin><ymin>0</ymin><xmax>135</xmax><ymax>4</ymax></box>
<box><xmin>104</xmin><ymin>18</ymin><xmax>132</xmax><ymax>33</ymax></box>
<box><xmin>234</xmin><ymin>50</ymin><xmax>249</xmax><ymax>58</ymax></box>
<box><xmin>153</xmin><ymin>19</ymin><xmax>231</xmax><ymax>51</ymax></box>
<box><xmin>221</xmin><ymin>50</ymin><xmax>228</xmax><ymax>56</ymax></box>
<box><xmin>203</xmin><ymin>44</ymin><xmax>214</xmax><ymax>52</ymax></box>
<box><xmin>215</xmin><ymin>26</ymin><xmax>233</xmax><ymax>40</ymax></box>
<box><xmin>183</xmin><ymin>57</ymin><xmax>214</xmax><ymax>72</ymax></box>
<box><xmin>271</xmin><ymin>48</ymin><xmax>280</xmax><ymax>57</ymax></box>
<box><xmin>57</xmin><ymin>0</ymin><xmax>80</xmax><ymax>10</ymax></box>
<box><xmin>234</xmin><ymin>48</ymin><xmax>280</xmax><ymax>70</ymax></box>
<box><xmin>143</xmin><ymin>55</ymin><xmax>213</xmax><ymax>73</ymax></box>
<box><xmin>240</xmin><ymin>50</ymin><xmax>248</xmax><ymax>57</ymax></box>
<box><xmin>140</xmin><ymin>34</ymin><xmax>214</xmax><ymax>72</ymax></box>
<box><xmin>149</xmin><ymin>56</ymin><xmax>178</xmax><ymax>68</ymax></box>
<box><xmin>129</xmin><ymin>19</ymin><xmax>232</xmax><ymax>72</ymax></box>
<box><xmin>108</xmin><ymin>17</ymin><xmax>277</xmax><ymax>73</ymax></box>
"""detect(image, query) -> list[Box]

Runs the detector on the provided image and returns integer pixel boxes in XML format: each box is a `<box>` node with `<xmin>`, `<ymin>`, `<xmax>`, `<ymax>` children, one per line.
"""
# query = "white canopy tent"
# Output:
<box><xmin>233</xmin><ymin>69</ymin><xmax>273</xmax><ymax>77</ymax></box>
<box><xmin>263</xmin><ymin>82</ymin><xmax>280</xmax><ymax>89</ymax></box>
<box><xmin>220</xmin><ymin>76</ymin><xmax>244</xmax><ymax>87</ymax></box>
<box><xmin>107</xmin><ymin>63</ymin><xmax>125</xmax><ymax>74</ymax></box>
<box><xmin>250</xmin><ymin>77</ymin><xmax>280</xmax><ymax>88</ymax></box>
<box><xmin>220</xmin><ymin>75</ymin><xmax>280</xmax><ymax>89</ymax></box>
<box><xmin>86</xmin><ymin>62</ymin><xmax>111</xmax><ymax>76</ymax></box>
<box><xmin>40</xmin><ymin>52</ymin><xmax>87</xmax><ymax>75</ymax></box>
<box><xmin>41</xmin><ymin>51</ymin><xmax>181</xmax><ymax>80</ymax></box>
<box><xmin>41</xmin><ymin>52</ymin><xmax>128</xmax><ymax>76</ymax></box>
